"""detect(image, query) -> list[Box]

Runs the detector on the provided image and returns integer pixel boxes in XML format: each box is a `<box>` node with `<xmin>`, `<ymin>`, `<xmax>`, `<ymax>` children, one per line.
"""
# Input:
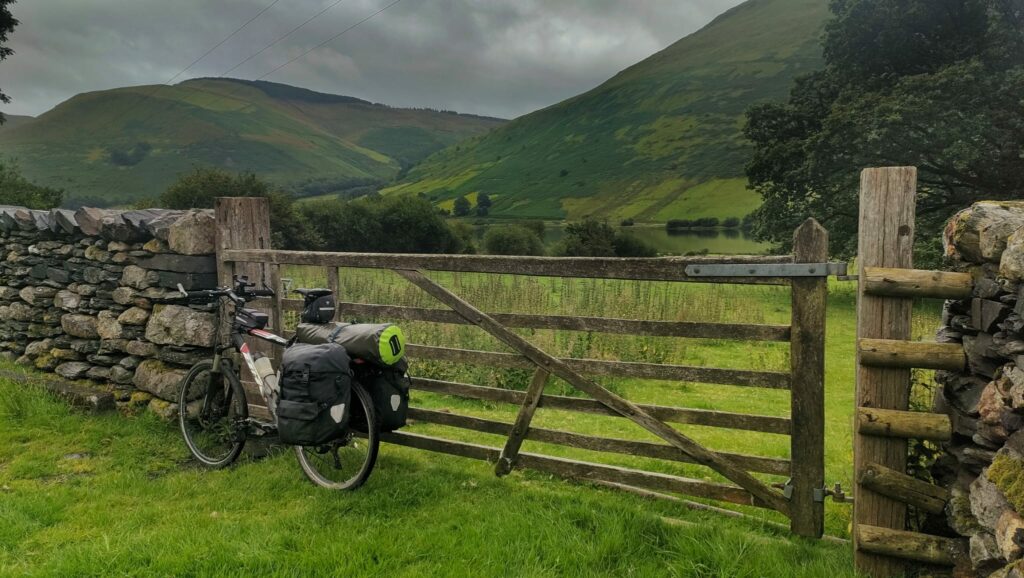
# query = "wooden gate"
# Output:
<box><xmin>215</xmin><ymin>198</ymin><xmax>834</xmax><ymax>538</ymax></box>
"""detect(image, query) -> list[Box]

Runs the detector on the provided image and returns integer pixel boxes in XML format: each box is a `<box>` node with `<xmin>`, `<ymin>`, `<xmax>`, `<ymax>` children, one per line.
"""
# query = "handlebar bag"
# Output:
<box><xmin>277</xmin><ymin>342</ymin><xmax>352</xmax><ymax>446</ymax></box>
<box><xmin>295</xmin><ymin>322</ymin><xmax>406</xmax><ymax>368</ymax></box>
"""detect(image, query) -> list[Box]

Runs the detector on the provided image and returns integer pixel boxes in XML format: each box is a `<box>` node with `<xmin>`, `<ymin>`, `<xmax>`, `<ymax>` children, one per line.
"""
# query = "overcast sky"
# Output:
<box><xmin>2</xmin><ymin>0</ymin><xmax>743</xmax><ymax>119</ymax></box>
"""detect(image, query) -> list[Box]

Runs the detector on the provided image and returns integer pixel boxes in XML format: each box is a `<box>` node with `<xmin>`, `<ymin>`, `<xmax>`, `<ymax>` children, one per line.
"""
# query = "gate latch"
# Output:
<box><xmin>684</xmin><ymin>262</ymin><xmax>848</xmax><ymax>278</ymax></box>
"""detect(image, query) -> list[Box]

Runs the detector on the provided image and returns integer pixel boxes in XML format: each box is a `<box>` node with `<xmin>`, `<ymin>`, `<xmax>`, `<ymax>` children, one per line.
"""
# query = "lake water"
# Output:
<box><xmin>474</xmin><ymin>224</ymin><xmax>772</xmax><ymax>255</ymax></box>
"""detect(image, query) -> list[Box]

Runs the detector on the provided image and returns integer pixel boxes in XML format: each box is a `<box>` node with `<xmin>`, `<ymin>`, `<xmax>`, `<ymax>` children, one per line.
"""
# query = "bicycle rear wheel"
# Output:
<box><xmin>295</xmin><ymin>383</ymin><xmax>379</xmax><ymax>490</ymax></box>
<box><xmin>178</xmin><ymin>359</ymin><xmax>248</xmax><ymax>468</ymax></box>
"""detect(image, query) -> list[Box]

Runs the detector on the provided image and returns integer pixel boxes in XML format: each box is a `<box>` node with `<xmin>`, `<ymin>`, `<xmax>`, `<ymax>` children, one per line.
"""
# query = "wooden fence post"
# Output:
<box><xmin>854</xmin><ymin>167</ymin><xmax>917</xmax><ymax>577</ymax></box>
<box><xmin>790</xmin><ymin>218</ymin><xmax>827</xmax><ymax>538</ymax></box>
<box><xmin>214</xmin><ymin>197</ymin><xmax>274</xmax><ymax>396</ymax></box>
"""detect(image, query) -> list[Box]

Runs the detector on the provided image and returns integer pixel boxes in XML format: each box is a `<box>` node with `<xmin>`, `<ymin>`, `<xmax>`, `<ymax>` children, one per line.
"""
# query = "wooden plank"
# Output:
<box><xmin>268</xmin><ymin>263</ymin><xmax>284</xmax><ymax>366</ymax></box>
<box><xmin>496</xmin><ymin>368</ymin><xmax>550</xmax><ymax>476</ymax></box>
<box><xmin>855</xmin><ymin>524</ymin><xmax>965</xmax><ymax>566</ymax></box>
<box><xmin>857</xmin><ymin>462</ymin><xmax>949</xmax><ymax>514</ymax></box>
<box><xmin>854</xmin><ymin>166</ymin><xmax>918</xmax><ymax>577</ymax></box>
<box><xmin>312</xmin><ymin>301</ymin><xmax>791</xmax><ymax>342</ymax></box>
<box><xmin>381</xmin><ymin>431</ymin><xmax>763</xmax><ymax>506</ymax></box>
<box><xmin>591</xmin><ymin>481</ymin><xmax>850</xmax><ymax>546</ymax></box>
<box><xmin>394</xmin><ymin>268</ymin><xmax>790</xmax><ymax>515</ymax></box>
<box><xmin>862</xmin><ymin>267</ymin><xmax>972</xmax><ymax>299</ymax></box>
<box><xmin>857</xmin><ymin>408</ymin><xmax>952</xmax><ymax>441</ymax></box>
<box><xmin>406</xmin><ymin>344</ymin><xmax>790</xmax><ymax>389</ymax></box>
<box><xmin>408</xmin><ymin>407</ymin><xmax>790</xmax><ymax>475</ymax></box>
<box><xmin>222</xmin><ymin>249</ymin><xmax>794</xmax><ymax>284</ymax></box>
<box><xmin>410</xmin><ymin>377</ymin><xmax>792</xmax><ymax>435</ymax></box>
<box><xmin>858</xmin><ymin>338</ymin><xmax>965</xmax><ymax>371</ymax></box>
<box><xmin>326</xmin><ymin>266</ymin><xmax>340</xmax><ymax>321</ymax></box>
<box><xmin>789</xmin><ymin>218</ymin><xmax>827</xmax><ymax>538</ymax></box>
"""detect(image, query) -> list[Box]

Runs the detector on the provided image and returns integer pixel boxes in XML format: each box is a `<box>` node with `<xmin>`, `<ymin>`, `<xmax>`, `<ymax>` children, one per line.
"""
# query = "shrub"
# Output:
<box><xmin>158</xmin><ymin>168</ymin><xmax>319</xmax><ymax>250</ymax></box>
<box><xmin>620</xmin><ymin>218</ymin><xmax>635</xmax><ymax>226</ymax></box>
<box><xmin>0</xmin><ymin>160</ymin><xmax>63</xmax><ymax>209</ymax></box>
<box><xmin>519</xmin><ymin>220</ymin><xmax>546</xmax><ymax>238</ymax></box>
<box><xmin>299</xmin><ymin>195</ymin><xmax>465</xmax><ymax>254</ymax></box>
<box><xmin>483</xmin><ymin>225</ymin><xmax>545</xmax><ymax>256</ymax></box>
<box><xmin>722</xmin><ymin>217</ymin><xmax>741</xmax><ymax>228</ymax></box>
<box><xmin>555</xmin><ymin>218</ymin><xmax>657</xmax><ymax>257</ymax></box>
<box><xmin>453</xmin><ymin>195</ymin><xmax>471</xmax><ymax>217</ymax></box>
<box><xmin>666</xmin><ymin>219</ymin><xmax>692</xmax><ymax>230</ymax></box>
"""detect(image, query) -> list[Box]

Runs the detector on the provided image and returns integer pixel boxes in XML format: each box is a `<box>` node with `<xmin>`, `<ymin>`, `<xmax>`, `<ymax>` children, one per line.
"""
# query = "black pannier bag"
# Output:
<box><xmin>295</xmin><ymin>322</ymin><xmax>406</xmax><ymax>368</ymax></box>
<box><xmin>365</xmin><ymin>367</ymin><xmax>410</xmax><ymax>432</ymax></box>
<box><xmin>277</xmin><ymin>342</ymin><xmax>352</xmax><ymax>446</ymax></box>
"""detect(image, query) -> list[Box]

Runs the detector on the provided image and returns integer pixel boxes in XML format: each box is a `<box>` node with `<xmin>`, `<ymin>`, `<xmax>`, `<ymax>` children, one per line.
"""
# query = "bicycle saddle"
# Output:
<box><xmin>294</xmin><ymin>288</ymin><xmax>333</xmax><ymax>300</ymax></box>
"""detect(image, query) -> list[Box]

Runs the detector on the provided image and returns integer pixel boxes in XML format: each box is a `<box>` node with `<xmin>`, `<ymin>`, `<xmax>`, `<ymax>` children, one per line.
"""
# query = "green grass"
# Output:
<box><xmin>0</xmin><ymin>271</ymin><xmax>943</xmax><ymax>575</ymax></box>
<box><xmin>385</xmin><ymin>0</ymin><xmax>829</xmax><ymax>222</ymax></box>
<box><xmin>0</xmin><ymin>365</ymin><xmax>858</xmax><ymax>576</ymax></box>
<box><xmin>0</xmin><ymin>79</ymin><xmax>503</xmax><ymax>206</ymax></box>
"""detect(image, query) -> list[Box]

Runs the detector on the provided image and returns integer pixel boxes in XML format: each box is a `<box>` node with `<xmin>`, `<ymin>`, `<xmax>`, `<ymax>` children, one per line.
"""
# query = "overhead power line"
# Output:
<box><xmin>218</xmin><ymin>0</ymin><xmax>350</xmax><ymax>78</ymax></box>
<box><xmin>256</xmin><ymin>0</ymin><xmax>404</xmax><ymax>82</ymax></box>
<box><xmin>109</xmin><ymin>0</ymin><xmax>281</xmax><ymax>122</ymax></box>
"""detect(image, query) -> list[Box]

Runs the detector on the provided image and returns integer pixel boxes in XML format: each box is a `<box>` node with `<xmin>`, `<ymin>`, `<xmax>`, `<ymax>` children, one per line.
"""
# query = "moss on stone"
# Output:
<box><xmin>989</xmin><ymin>453</ymin><xmax>1024</xmax><ymax>513</ymax></box>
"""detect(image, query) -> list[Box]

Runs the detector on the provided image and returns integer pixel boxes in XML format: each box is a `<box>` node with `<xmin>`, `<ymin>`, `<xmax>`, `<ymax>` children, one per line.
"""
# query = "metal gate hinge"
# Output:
<box><xmin>813</xmin><ymin>487</ymin><xmax>827</xmax><ymax>503</ymax></box>
<box><xmin>684</xmin><ymin>262</ymin><xmax>849</xmax><ymax>278</ymax></box>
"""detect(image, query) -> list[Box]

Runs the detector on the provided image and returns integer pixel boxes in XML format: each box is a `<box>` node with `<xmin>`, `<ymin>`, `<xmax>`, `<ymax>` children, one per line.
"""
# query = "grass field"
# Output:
<box><xmin>0</xmin><ymin>272</ymin><xmax>943</xmax><ymax>576</ymax></box>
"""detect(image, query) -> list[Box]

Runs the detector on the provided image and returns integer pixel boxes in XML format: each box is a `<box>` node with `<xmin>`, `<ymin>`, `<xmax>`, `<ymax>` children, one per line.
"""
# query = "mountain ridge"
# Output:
<box><xmin>0</xmin><ymin>78</ymin><xmax>504</xmax><ymax>206</ymax></box>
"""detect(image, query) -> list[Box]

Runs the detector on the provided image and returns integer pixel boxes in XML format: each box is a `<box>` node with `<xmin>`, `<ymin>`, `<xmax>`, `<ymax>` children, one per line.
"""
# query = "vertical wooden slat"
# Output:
<box><xmin>327</xmin><ymin>266</ymin><xmax>341</xmax><ymax>321</ymax></box>
<box><xmin>854</xmin><ymin>167</ymin><xmax>917</xmax><ymax>577</ymax></box>
<box><xmin>789</xmin><ymin>218</ymin><xmax>827</xmax><ymax>538</ymax></box>
<box><xmin>495</xmin><ymin>368</ymin><xmax>551</xmax><ymax>476</ymax></box>
<box><xmin>268</xmin><ymin>263</ymin><xmax>284</xmax><ymax>365</ymax></box>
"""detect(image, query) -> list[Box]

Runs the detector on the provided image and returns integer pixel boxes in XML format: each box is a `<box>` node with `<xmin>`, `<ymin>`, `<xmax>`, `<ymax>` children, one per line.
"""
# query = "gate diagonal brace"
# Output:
<box><xmin>685</xmin><ymin>263</ymin><xmax>848</xmax><ymax>278</ymax></box>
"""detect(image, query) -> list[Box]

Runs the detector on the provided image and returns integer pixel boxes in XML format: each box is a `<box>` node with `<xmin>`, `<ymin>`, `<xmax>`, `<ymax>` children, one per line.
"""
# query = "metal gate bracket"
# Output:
<box><xmin>684</xmin><ymin>262</ymin><xmax>848</xmax><ymax>278</ymax></box>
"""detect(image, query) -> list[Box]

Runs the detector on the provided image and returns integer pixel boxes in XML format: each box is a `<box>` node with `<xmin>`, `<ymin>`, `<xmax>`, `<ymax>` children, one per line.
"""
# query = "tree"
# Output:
<box><xmin>158</xmin><ymin>168</ymin><xmax>319</xmax><ymax>250</ymax></box>
<box><xmin>299</xmin><ymin>195</ymin><xmax>467</xmax><ymax>254</ymax></box>
<box><xmin>0</xmin><ymin>0</ymin><xmax>17</xmax><ymax>124</ymax></box>
<box><xmin>452</xmin><ymin>195</ymin><xmax>471</xmax><ymax>217</ymax></box>
<box><xmin>476</xmin><ymin>193</ymin><xmax>492</xmax><ymax>216</ymax></box>
<box><xmin>554</xmin><ymin>218</ymin><xmax>657</xmax><ymax>257</ymax></box>
<box><xmin>0</xmin><ymin>159</ymin><xmax>63</xmax><ymax>209</ymax></box>
<box><xmin>483</xmin><ymin>225</ymin><xmax>544</xmax><ymax>255</ymax></box>
<box><xmin>744</xmin><ymin>0</ymin><xmax>1024</xmax><ymax>260</ymax></box>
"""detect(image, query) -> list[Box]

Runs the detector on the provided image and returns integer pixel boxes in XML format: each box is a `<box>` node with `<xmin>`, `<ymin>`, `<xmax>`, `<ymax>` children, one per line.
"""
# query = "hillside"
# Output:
<box><xmin>0</xmin><ymin>114</ymin><xmax>34</xmax><ymax>130</ymax></box>
<box><xmin>0</xmin><ymin>79</ymin><xmax>503</xmax><ymax>206</ymax></box>
<box><xmin>385</xmin><ymin>0</ymin><xmax>829</xmax><ymax>221</ymax></box>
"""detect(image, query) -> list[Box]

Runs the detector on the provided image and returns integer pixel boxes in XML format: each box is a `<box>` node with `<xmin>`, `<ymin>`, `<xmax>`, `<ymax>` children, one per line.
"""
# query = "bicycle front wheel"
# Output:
<box><xmin>295</xmin><ymin>383</ymin><xmax>379</xmax><ymax>490</ymax></box>
<box><xmin>178</xmin><ymin>359</ymin><xmax>248</xmax><ymax>468</ymax></box>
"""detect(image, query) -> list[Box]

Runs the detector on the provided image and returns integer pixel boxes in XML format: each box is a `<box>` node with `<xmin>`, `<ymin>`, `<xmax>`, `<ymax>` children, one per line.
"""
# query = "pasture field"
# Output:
<box><xmin>0</xmin><ymin>273</ymin><xmax>942</xmax><ymax>576</ymax></box>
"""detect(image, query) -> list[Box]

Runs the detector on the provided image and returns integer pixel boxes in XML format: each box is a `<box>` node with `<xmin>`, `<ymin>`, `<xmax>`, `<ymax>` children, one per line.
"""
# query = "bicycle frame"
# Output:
<box><xmin>207</xmin><ymin>299</ymin><xmax>290</xmax><ymax>420</ymax></box>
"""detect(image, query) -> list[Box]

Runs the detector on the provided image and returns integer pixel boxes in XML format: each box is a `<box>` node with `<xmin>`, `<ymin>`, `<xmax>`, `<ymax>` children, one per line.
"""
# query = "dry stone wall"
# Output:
<box><xmin>0</xmin><ymin>205</ymin><xmax>218</xmax><ymax>416</ymax></box>
<box><xmin>933</xmin><ymin>201</ymin><xmax>1024</xmax><ymax>577</ymax></box>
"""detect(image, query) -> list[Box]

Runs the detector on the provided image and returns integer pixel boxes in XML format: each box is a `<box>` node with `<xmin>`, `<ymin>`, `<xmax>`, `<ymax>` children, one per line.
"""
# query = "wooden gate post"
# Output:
<box><xmin>214</xmin><ymin>197</ymin><xmax>276</xmax><ymax>388</ymax></box>
<box><xmin>854</xmin><ymin>167</ymin><xmax>917</xmax><ymax>577</ymax></box>
<box><xmin>790</xmin><ymin>218</ymin><xmax>827</xmax><ymax>538</ymax></box>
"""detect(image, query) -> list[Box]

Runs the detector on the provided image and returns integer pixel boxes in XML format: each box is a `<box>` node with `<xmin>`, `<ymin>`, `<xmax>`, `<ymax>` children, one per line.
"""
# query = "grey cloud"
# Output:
<box><xmin>2</xmin><ymin>0</ymin><xmax>743</xmax><ymax>118</ymax></box>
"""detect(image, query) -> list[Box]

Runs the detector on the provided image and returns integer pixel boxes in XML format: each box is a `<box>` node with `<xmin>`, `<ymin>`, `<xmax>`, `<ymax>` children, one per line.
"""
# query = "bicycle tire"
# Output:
<box><xmin>178</xmin><ymin>359</ymin><xmax>248</xmax><ymax>468</ymax></box>
<box><xmin>295</xmin><ymin>383</ymin><xmax>380</xmax><ymax>490</ymax></box>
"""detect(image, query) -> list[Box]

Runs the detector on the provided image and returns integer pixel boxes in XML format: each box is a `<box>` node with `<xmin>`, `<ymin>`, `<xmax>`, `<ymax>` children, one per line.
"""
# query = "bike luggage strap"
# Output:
<box><xmin>327</xmin><ymin>324</ymin><xmax>345</xmax><ymax>342</ymax></box>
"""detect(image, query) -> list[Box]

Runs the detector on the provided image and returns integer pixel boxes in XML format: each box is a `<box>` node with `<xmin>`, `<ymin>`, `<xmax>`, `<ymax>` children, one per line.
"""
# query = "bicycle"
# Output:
<box><xmin>170</xmin><ymin>276</ymin><xmax>380</xmax><ymax>490</ymax></box>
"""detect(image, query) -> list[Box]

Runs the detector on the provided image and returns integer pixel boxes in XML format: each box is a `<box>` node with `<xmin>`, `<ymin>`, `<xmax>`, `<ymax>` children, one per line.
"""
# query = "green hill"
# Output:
<box><xmin>0</xmin><ymin>79</ymin><xmax>503</xmax><ymax>206</ymax></box>
<box><xmin>0</xmin><ymin>114</ymin><xmax>34</xmax><ymax>130</ymax></box>
<box><xmin>385</xmin><ymin>0</ymin><xmax>828</xmax><ymax>222</ymax></box>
